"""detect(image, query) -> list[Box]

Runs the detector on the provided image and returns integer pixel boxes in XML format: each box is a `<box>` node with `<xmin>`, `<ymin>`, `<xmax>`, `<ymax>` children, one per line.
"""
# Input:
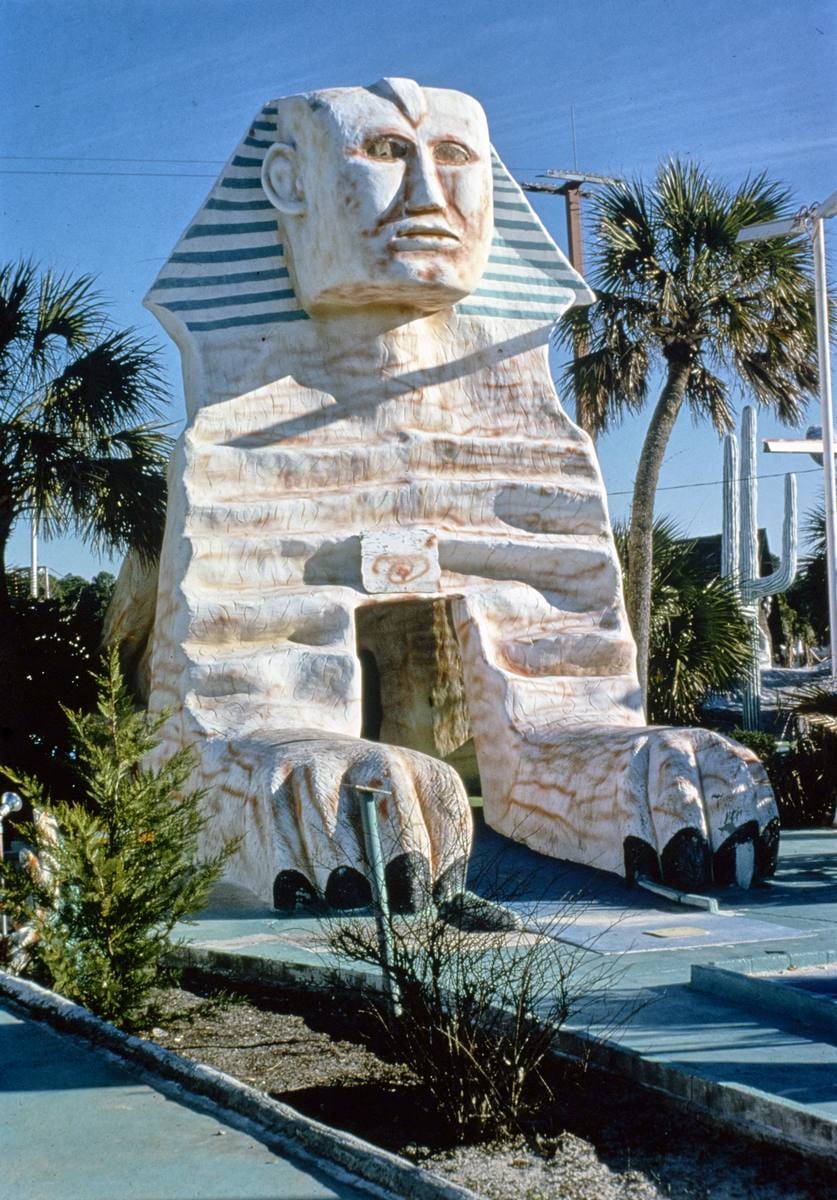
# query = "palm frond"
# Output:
<box><xmin>0</xmin><ymin>260</ymin><xmax>37</xmax><ymax>369</ymax></box>
<box><xmin>0</xmin><ymin>261</ymin><xmax>171</xmax><ymax>575</ymax></box>
<box><xmin>783</xmin><ymin>684</ymin><xmax>837</xmax><ymax>745</ymax></box>
<box><xmin>615</xmin><ymin>516</ymin><xmax>752</xmax><ymax>723</ymax></box>
<box><xmin>32</xmin><ymin>270</ymin><xmax>102</xmax><ymax>364</ymax></box>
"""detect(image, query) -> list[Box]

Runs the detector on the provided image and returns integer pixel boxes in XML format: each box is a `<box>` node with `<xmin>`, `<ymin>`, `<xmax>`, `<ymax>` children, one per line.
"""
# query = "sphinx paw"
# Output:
<box><xmin>625</xmin><ymin>727</ymin><xmax>779</xmax><ymax>891</ymax></box>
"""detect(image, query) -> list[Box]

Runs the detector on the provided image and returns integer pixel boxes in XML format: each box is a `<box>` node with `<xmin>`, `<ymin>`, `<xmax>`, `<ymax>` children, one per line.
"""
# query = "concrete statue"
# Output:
<box><xmin>109</xmin><ymin>78</ymin><xmax>779</xmax><ymax>910</ymax></box>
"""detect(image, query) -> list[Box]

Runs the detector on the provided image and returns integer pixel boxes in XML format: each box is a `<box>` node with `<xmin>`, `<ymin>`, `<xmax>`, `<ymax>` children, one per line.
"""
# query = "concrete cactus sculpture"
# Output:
<box><xmin>722</xmin><ymin>406</ymin><xmax>798</xmax><ymax>729</ymax></box>
<box><xmin>108</xmin><ymin>78</ymin><xmax>781</xmax><ymax>906</ymax></box>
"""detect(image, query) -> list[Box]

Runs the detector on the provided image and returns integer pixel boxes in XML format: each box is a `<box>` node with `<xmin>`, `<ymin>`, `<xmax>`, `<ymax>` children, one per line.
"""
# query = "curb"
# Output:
<box><xmin>0</xmin><ymin>970</ymin><xmax>482</xmax><ymax>1200</ymax></box>
<box><xmin>691</xmin><ymin>963</ymin><xmax>837</xmax><ymax>1040</ymax></box>
<box><xmin>171</xmin><ymin>943</ymin><xmax>837</xmax><ymax>1164</ymax></box>
<box><xmin>556</xmin><ymin>1016</ymin><xmax>837</xmax><ymax>1163</ymax></box>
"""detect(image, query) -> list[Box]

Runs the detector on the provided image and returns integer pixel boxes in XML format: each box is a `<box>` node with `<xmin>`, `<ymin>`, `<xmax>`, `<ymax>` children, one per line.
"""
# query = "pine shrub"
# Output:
<box><xmin>0</xmin><ymin>647</ymin><xmax>233</xmax><ymax>1028</ymax></box>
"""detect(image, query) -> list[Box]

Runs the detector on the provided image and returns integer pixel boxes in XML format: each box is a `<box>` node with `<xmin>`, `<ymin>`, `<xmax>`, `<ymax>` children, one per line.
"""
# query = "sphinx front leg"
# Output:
<box><xmin>453</xmin><ymin>588</ymin><xmax>778</xmax><ymax>891</ymax></box>
<box><xmin>474</xmin><ymin>723</ymin><xmax>778</xmax><ymax>890</ymax></box>
<box><xmin>197</xmin><ymin>730</ymin><xmax>472</xmax><ymax>912</ymax></box>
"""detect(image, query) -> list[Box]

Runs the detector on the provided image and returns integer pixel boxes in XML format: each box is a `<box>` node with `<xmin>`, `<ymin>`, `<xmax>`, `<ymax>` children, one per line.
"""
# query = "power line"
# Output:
<box><xmin>0</xmin><ymin>154</ymin><xmax>225</xmax><ymax>165</ymax></box>
<box><xmin>607</xmin><ymin>465</ymin><xmax>822</xmax><ymax>498</ymax></box>
<box><xmin>0</xmin><ymin>169</ymin><xmax>216</xmax><ymax>178</ymax></box>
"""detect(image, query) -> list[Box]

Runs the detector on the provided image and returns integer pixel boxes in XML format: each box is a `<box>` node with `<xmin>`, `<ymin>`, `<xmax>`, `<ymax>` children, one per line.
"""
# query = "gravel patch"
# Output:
<box><xmin>143</xmin><ymin>976</ymin><xmax>836</xmax><ymax>1200</ymax></box>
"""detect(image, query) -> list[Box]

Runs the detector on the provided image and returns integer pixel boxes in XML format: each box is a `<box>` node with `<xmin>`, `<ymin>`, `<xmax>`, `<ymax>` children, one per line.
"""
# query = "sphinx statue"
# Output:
<box><xmin>109</xmin><ymin>78</ymin><xmax>779</xmax><ymax>910</ymax></box>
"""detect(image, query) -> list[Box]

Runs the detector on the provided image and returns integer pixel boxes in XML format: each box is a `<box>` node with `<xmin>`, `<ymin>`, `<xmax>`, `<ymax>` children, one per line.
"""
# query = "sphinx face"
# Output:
<box><xmin>262</xmin><ymin>82</ymin><xmax>493</xmax><ymax>315</ymax></box>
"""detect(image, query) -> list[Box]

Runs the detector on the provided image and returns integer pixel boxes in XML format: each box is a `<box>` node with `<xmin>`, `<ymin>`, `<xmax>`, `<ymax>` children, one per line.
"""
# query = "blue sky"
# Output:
<box><xmin>3</xmin><ymin>0</ymin><xmax>835</xmax><ymax>580</ymax></box>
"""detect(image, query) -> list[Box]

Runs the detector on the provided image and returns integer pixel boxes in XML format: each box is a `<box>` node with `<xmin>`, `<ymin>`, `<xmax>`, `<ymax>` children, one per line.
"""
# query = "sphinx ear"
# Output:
<box><xmin>261</xmin><ymin>143</ymin><xmax>306</xmax><ymax>216</ymax></box>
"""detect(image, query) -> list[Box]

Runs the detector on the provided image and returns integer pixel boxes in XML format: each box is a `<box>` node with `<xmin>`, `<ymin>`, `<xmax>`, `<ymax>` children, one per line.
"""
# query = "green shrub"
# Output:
<box><xmin>0</xmin><ymin>647</ymin><xmax>234</xmax><ymax>1029</ymax></box>
<box><xmin>615</xmin><ymin>519</ymin><xmax>752</xmax><ymax>724</ymax></box>
<box><xmin>731</xmin><ymin>707</ymin><xmax>836</xmax><ymax>828</ymax></box>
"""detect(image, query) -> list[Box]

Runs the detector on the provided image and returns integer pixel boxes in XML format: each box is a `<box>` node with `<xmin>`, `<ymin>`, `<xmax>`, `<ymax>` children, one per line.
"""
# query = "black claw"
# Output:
<box><xmin>755</xmin><ymin>817</ymin><xmax>780</xmax><ymax>880</ymax></box>
<box><xmin>437</xmin><ymin>891</ymin><xmax>524</xmax><ymax>933</ymax></box>
<box><xmin>660</xmin><ymin>827</ymin><xmax>711</xmax><ymax>891</ymax></box>
<box><xmin>325</xmin><ymin>866</ymin><xmax>372</xmax><ymax>910</ymax></box>
<box><xmin>273</xmin><ymin>870</ymin><xmax>323</xmax><ymax>913</ymax></box>
<box><xmin>713</xmin><ymin>820</ymin><xmax>759</xmax><ymax>888</ymax></box>
<box><xmin>623</xmin><ymin>836</ymin><xmax>661</xmax><ymax>886</ymax></box>
<box><xmin>385</xmin><ymin>852</ymin><xmax>431</xmax><ymax>913</ymax></box>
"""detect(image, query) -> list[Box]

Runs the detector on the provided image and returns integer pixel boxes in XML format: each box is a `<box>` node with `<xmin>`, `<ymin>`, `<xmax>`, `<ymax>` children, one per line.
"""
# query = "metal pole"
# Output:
<box><xmin>29</xmin><ymin>512</ymin><xmax>38</xmax><ymax>599</ymax></box>
<box><xmin>0</xmin><ymin>792</ymin><xmax>23</xmax><ymax>940</ymax></box>
<box><xmin>560</xmin><ymin>181</ymin><xmax>585</xmax><ymax>276</ymax></box>
<box><xmin>812</xmin><ymin>215</ymin><xmax>837</xmax><ymax>679</ymax></box>
<box><xmin>354</xmin><ymin>785</ymin><xmax>402</xmax><ymax>1018</ymax></box>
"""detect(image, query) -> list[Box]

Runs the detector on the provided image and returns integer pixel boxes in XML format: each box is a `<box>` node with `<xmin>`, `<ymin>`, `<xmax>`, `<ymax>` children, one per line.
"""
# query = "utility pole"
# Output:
<box><xmin>518</xmin><ymin>170</ymin><xmax>622</xmax><ymax>438</ymax></box>
<box><xmin>518</xmin><ymin>169</ymin><xmax>622</xmax><ymax>276</ymax></box>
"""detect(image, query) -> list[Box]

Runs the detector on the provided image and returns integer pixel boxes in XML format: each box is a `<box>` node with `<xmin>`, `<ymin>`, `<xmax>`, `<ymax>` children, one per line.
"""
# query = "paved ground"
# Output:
<box><xmin>0</xmin><ymin>999</ymin><xmax>379</xmax><ymax>1200</ymax></box>
<box><xmin>4</xmin><ymin>820</ymin><xmax>834</xmax><ymax>1198</ymax></box>
<box><xmin>173</xmin><ymin>819</ymin><xmax>837</xmax><ymax>1157</ymax></box>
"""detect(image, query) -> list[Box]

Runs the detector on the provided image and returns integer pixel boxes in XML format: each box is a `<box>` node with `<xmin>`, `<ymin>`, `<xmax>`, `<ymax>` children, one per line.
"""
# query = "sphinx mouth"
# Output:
<box><xmin>390</xmin><ymin>223</ymin><xmax>460</xmax><ymax>245</ymax></box>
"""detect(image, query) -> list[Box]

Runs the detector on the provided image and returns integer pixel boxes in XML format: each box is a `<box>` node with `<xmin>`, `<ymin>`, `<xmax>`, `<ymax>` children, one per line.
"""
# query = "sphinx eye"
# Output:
<box><xmin>433</xmin><ymin>142</ymin><xmax>472</xmax><ymax>166</ymax></box>
<box><xmin>364</xmin><ymin>136</ymin><xmax>411</xmax><ymax>161</ymax></box>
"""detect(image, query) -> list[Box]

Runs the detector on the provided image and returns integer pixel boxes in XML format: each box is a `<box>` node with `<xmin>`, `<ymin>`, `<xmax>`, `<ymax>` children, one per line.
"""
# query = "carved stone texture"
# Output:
<box><xmin>126</xmin><ymin>78</ymin><xmax>778</xmax><ymax>908</ymax></box>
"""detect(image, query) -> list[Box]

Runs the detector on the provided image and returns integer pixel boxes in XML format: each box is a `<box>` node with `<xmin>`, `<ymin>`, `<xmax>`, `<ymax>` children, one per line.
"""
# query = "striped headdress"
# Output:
<box><xmin>145</xmin><ymin>98</ymin><xmax>595</xmax><ymax>336</ymax></box>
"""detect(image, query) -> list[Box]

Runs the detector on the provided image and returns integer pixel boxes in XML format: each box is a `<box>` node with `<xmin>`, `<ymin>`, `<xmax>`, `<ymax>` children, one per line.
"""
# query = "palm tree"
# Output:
<box><xmin>555</xmin><ymin>161</ymin><xmax>818</xmax><ymax>707</ymax></box>
<box><xmin>614</xmin><ymin>518</ymin><xmax>752</xmax><ymax>724</ymax></box>
<box><xmin>0</xmin><ymin>261</ymin><xmax>170</xmax><ymax>789</ymax></box>
<box><xmin>0</xmin><ymin>260</ymin><xmax>170</xmax><ymax>609</ymax></box>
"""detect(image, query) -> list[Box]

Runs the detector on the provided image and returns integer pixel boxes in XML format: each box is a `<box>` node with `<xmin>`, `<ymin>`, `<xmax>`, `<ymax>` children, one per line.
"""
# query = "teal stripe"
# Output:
<box><xmin>251</xmin><ymin>120</ymin><xmax>275</xmax><ymax>131</ymax></box>
<box><xmin>186</xmin><ymin>310</ymin><xmax>309</xmax><ymax>332</ymax></box>
<box><xmin>495</xmin><ymin>236</ymin><xmax>554</xmax><ymax>251</ymax></box>
<box><xmin>163</xmin><ymin>288</ymin><xmax>296</xmax><ymax>313</ymax></box>
<box><xmin>457</xmin><ymin>304</ymin><xmax>559</xmax><ymax>321</ymax></box>
<box><xmin>495</xmin><ymin>217</ymin><xmax>545</xmax><ymax>231</ymax></box>
<box><xmin>221</xmin><ymin>177</ymin><xmax>263</xmax><ymax>189</ymax></box>
<box><xmin>170</xmin><ymin>245</ymin><xmax>284</xmax><ymax>264</ymax></box>
<box><xmin>472</xmin><ymin>287</ymin><xmax>565</xmax><ymax>304</ymax></box>
<box><xmin>232</xmin><ymin>155</ymin><xmax>262</xmax><ymax>168</ymax></box>
<box><xmin>494</xmin><ymin>200</ymin><xmax>530</xmax><ymax>212</ymax></box>
<box><xmin>486</xmin><ymin>254</ymin><xmax>588</xmax><ymax>290</ymax></box>
<box><xmin>244</xmin><ymin>136</ymin><xmax>272</xmax><ymax>149</ymax></box>
<box><xmin>488</xmin><ymin>252</ymin><xmax>560</xmax><ymax>268</ymax></box>
<box><xmin>185</xmin><ymin>220</ymin><xmax>276</xmax><ymax>239</ymax></box>
<box><xmin>482</xmin><ymin>271</ymin><xmax>563</xmax><ymax>288</ymax></box>
<box><xmin>152</xmin><ymin>266</ymin><xmax>289</xmax><ymax>289</ymax></box>
<box><xmin>206</xmin><ymin>198</ymin><xmax>273</xmax><ymax>211</ymax></box>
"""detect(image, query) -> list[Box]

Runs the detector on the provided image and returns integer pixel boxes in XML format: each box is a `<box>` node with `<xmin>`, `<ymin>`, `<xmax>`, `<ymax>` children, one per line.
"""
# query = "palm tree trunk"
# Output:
<box><xmin>626</xmin><ymin>359</ymin><xmax>692</xmax><ymax>711</ymax></box>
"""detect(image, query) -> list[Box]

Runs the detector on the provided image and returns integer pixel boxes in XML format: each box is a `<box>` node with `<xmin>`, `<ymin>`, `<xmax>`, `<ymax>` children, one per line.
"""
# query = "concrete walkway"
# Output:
<box><xmin>0</xmin><ymin>999</ymin><xmax>377</xmax><ymax>1200</ymax></box>
<box><xmin>171</xmin><ymin>821</ymin><xmax>837</xmax><ymax>1160</ymax></box>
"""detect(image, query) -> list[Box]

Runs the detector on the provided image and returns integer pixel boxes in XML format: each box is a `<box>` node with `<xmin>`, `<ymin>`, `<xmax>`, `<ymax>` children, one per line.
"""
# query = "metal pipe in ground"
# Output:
<box><xmin>0</xmin><ymin>792</ymin><xmax>23</xmax><ymax>939</ymax></box>
<box><xmin>352</xmin><ymin>785</ymin><xmax>402</xmax><ymax>1019</ymax></box>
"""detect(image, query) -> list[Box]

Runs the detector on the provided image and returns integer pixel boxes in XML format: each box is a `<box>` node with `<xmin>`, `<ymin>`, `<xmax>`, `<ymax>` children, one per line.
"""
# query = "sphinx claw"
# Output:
<box><xmin>325</xmin><ymin>865</ymin><xmax>372</xmax><ymax>910</ymax></box>
<box><xmin>273</xmin><ymin>869</ymin><xmax>324</xmax><ymax>913</ymax></box>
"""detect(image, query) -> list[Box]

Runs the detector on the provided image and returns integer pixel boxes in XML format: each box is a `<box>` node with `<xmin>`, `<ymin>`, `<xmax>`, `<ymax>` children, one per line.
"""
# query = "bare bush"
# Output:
<box><xmin>325</xmin><ymin>849</ymin><xmax>631</xmax><ymax>1145</ymax></box>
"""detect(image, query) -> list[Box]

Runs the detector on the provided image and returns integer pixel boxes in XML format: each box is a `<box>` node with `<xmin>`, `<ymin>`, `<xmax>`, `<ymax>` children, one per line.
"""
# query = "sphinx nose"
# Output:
<box><xmin>403</xmin><ymin>150</ymin><xmax>446</xmax><ymax>214</ymax></box>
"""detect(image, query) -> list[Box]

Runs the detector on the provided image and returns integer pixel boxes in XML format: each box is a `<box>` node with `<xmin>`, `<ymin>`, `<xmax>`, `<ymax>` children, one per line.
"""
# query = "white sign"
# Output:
<box><xmin>361</xmin><ymin>528</ymin><xmax>441</xmax><ymax>593</ymax></box>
